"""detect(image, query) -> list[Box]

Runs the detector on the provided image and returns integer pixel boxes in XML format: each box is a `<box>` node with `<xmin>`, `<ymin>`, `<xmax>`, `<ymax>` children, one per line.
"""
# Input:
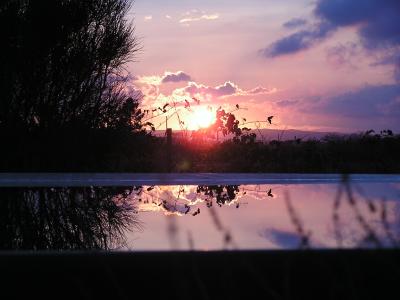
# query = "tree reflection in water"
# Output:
<box><xmin>0</xmin><ymin>181</ymin><xmax>398</xmax><ymax>251</ymax></box>
<box><xmin>196</xmin><ymin>185</ymin><xmax>240</xmax><ymax>207</ymax></box>
<box><xmin>0</xmin><ymin>187</ymin><xmax>140</xmax><ymax>250</ymax></box>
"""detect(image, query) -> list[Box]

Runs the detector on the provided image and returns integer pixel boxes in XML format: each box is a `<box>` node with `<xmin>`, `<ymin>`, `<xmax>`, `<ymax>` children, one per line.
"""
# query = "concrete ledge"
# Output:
<box><xmin>0</xmin><ymin>173</ymin><xmax>400</xmax><ymax>186</ymax></box>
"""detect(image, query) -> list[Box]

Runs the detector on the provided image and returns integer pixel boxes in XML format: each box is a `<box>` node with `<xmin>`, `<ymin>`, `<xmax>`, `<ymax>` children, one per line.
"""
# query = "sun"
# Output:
<box><xmin>189</xmin><ymin>107</ymin><xmax>216</xmax><ymax>130</ymax></box>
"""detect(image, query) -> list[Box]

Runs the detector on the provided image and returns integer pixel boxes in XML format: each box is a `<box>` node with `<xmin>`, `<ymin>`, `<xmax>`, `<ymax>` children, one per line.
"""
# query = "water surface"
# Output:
<box><xmin>1</xmin><ymin>175</ymin><xmax>399</xmax><ymax>251</ymax></box>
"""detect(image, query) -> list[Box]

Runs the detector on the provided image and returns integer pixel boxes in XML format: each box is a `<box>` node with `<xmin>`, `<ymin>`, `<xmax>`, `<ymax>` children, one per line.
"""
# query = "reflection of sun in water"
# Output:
<box><xmin>189</xmin><ymin>107</ymin><xmax>216</xmax><ymax>130</ymax></box>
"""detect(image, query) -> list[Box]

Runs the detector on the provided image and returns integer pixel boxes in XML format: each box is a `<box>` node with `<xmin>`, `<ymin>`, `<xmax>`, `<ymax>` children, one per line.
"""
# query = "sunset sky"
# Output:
<box><xmin>128</xmin><ymin>0</ymin><xmax>400</xmax><ymax>132</ymax></box>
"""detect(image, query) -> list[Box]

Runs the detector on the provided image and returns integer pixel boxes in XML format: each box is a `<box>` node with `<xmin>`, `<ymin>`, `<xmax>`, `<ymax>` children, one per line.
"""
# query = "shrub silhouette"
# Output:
<box><xmin>0</xmin><ymin>187</ymin><xmax>140</xmax><ymax>250</ymax></box>
<box><xmin>0</xmin><ymin>0</ymin><xmax>157</xmax><ymax>171</ymax></box>
<box><xmin>0</xmin><ymin>0</ymin><xmax>139</xmax><ymax>130</ymax></box>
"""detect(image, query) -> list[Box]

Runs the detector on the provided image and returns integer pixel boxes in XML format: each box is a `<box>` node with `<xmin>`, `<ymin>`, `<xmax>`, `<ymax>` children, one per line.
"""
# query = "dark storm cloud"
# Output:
<box><xmin>283</xmin><ymin>18</ymin><xmax>308</xmax><ymax>29</ymax></box>
<box><xmin>314</xmin><ymin>0</ymin><xmax>378</xmax><ymax>27</ymax></box>
<box><xmin>161</xmin><ymin>71</ymin><xmax>192</xmax><ymax>83</ymax></box>
<box><xmin>263</xmin><ymin>22</ymin><xmax>335</xmax><ymax>57</ymax></box>
<box><xmin>262</xmin><ymin>0</ymin><xmax>400</xmax><ymax>57</ymax></box>
<box><xmin>315</xmin><ymin>0</ymin><xmax>400</xmax><ymax>49</ymax></box>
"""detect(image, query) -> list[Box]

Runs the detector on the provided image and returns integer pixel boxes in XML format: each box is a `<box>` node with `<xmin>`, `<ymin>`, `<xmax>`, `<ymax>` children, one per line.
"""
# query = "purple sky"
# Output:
<box><xmin>127</xmin><ymin>0</ymin><xmax>400</xmax><ymax>132</ymax></box>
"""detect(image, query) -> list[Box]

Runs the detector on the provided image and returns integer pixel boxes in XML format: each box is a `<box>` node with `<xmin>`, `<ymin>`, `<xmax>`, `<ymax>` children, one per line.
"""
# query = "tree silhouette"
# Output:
<box><xmin>0</xmin><ymin>0</ymin><xmax>140</xmax><ymax>131</ymax></box>
<box><xmin>0</xmin><ymin>187</ymin><xmax>140</xmax><ymax>250</ymax></box>
<box><xmin>0</xmin><ymin>0</ymin><xmax>156</xmax><ymax>171</ymax></box>
<box><xmin>196</xmin><ymin>185</ymin><xmax>240</xmax><ymax>207</ymax></box>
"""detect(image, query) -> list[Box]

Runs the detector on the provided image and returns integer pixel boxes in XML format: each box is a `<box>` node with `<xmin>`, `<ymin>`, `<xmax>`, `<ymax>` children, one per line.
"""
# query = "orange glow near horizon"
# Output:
<box><xmin>187</xmin><ymin>107</ymin><xmax>216</xmax><ymax>130</ymax></box>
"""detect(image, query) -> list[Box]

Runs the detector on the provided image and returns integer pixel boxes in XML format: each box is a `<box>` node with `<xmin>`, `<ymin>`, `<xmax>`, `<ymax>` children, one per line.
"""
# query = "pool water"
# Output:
<box><xmin>1</xmin><ymin>176</ymin><xmax>399</xmax><ymax>251</ymax></box>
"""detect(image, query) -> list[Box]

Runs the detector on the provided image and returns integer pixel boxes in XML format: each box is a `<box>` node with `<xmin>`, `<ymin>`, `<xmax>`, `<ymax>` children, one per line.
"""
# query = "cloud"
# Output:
<box><xmin>396</xmin><ymin>58</ymin><xmax>400</xmax><ymax>82</ymax></box>
<box><xmin>263</xmin><ymin>0</ymin><xmax>400</xmax><ymax>62</ymax></box>
<box><xmin>262</xmin><ymin>22</ymin><xmax>335</xmax><ymax>57</ymax></box>
<box><xmin>180</xmin><ymin>14</ymin><xmax>219</xmax><ymax>24</ymax></box>
<box><xmin>134</xmin><ymin>71</ymin><xmax>193</xmax><ymax>86</ymax></box>
<box><xmin>315</xmin><ymin>0</ymin><xmax>400</xmax><ymax>48</ymax></box>
<box><xmin>325</xmin><ymin>42</ymin><xmax>359</xmax><ymax>68</ymax></box>
<box><xmin>283</xmin><ymin>18</ymin><xmax>308</xmax><ymax>29</ymax></box>
<box><xmin>318</xmin><ymin>84</ymin><xmax>400</xmax><ymax>118</ymax></box>
<box><xmin>179</xmin><ymin>10</ymin><xmax>219</xmax><ymax>24</ymax></box>
<box><xmin>246</xmin><ymin>86</ymin><xmax>277</xmax><ymax>95</ymax></box>
<box><xmin>133</xmin><ymin>71</ymin><xmax>277</xmax><ymax>108</ymax></box>
<box><xmin>132</xmin><ymin>71</ymin><xmax>193</xmax><ymax>106</ymax></box>
<box><xmin>185</xmin><ymin>81</ymin><xmax>238</xmax><ymax>97</ymax></box>
<box><xmin>259</xmin><ymin>229</ymin><xmax>303</xmax><ymax>249</ymax></box>
<box><xmin>303</xmin><ymin>84</ymin><xmax>400</xmax><ymax>130</ymax></box>
<box><xmin>144</xmin><ymin>15</ymin><xmax>152</xmax><ymax>21</ymax></box>
<box><xmin>182</xmin><ymin>82</ymin><xmax>276</xmax><ymax>100</ymax></box>
<box><xmin>134</xmin><ymin>75</ymin><xmax>162</xmax><ymax>85</ymax></box>
<box><xmin>161</xmin><ymin>71</ymin><xmax>192</xmax><ymax>83</ymax></box>
<box><xmin>212</xmin><ymin>81</ymin><xmax>237</xmax><ymax>96</ymax></box>
<box><xmin>276</xmin><ymin>100</ymin><xmax>298</xmax><ymax>107</ymax></box>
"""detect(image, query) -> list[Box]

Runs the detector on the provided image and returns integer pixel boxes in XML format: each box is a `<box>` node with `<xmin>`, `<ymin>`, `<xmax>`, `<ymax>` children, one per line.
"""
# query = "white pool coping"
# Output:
<box><xmin>0</xmin><ymin>173</ymin><xmax>399</xmax><ymax>186</ymax></box>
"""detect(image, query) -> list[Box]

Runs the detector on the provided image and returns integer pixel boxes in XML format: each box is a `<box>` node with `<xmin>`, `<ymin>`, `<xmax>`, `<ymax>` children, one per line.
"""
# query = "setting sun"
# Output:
<box><xmin>188</xmin><ymin>107</ymin><xmax>216</xmax><ymax>130</ymax></box>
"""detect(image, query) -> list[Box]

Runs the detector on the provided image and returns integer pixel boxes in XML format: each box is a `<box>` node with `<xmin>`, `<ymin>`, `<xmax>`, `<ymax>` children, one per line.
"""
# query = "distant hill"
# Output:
<box><xmin>251</xmin><ymin>128</ymin><xmax>339</xmax><ymax>141</ymax></box>
<box><xmin>153</xmin><ymin>128</ymin><xmax>342</xmax><ymax>141</ymax></box>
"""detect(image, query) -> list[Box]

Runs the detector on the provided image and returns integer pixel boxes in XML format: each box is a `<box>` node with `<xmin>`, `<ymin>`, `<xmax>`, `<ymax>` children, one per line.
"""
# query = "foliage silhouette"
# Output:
<box><xmin>0</xmin><ymin>0</ymin><xmax>160</xmax><ymax>171</ymax></box>
<box><xmin>166</xmin><ymin>130</ymin><xmax>400</xmax><ymax>173</ymax></box>
<box><xmin>0</xmin><ymin>0</ymin><xmax>141</xmax><ymax>130</ymax></box>
<box><xmin>196</xmin><ymin>185</ymin><xmax>240</xmax><ymax>207</ymax></box>
<box><xmin>0</xmin><ymin>186</ymin><xmax>140</xmax><ymax>250</ymax></box>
